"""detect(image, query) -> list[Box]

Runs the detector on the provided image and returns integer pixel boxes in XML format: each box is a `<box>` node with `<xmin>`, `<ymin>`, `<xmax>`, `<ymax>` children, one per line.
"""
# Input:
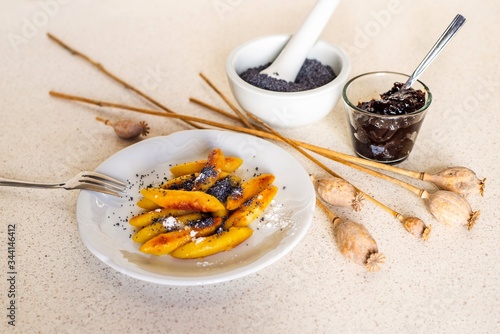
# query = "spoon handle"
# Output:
<box><xmin>404</xmin><ymin>14</ymin><xmax>466</xmax><ymax>89</ymax></box>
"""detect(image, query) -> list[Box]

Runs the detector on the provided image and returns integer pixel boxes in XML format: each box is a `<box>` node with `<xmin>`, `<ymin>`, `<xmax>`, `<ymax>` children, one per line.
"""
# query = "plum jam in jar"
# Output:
<box><xmin>342</xmin><ymin>72</ymin><xmax>432</xmax><ymax>164</ymax></box>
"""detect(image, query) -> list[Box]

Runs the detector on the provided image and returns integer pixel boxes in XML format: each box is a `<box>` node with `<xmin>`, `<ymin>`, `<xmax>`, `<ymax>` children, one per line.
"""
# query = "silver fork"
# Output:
<box><xmin>0</xmin><ymin>171</ymin><xmax>127</xmax><ymax>197</ymax></box>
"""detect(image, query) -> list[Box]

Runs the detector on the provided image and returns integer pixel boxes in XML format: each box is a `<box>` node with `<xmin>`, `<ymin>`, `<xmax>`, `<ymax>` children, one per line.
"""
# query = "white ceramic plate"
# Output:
<box><xmin>76</xmin><ymin>130</ymin><xmax>315</xmax><ymax>286</ymax></box>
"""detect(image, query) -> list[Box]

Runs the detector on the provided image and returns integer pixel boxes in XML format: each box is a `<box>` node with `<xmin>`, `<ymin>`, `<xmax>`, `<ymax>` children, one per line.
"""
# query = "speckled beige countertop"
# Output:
<box><xmin>1</xmin><ymin>1</ymin><xmax>499</xmax><ymax>333</ymax></box>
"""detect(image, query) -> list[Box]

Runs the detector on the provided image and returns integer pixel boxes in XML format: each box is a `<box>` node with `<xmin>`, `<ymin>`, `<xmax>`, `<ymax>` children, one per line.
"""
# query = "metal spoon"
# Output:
<box><xmin>259</xmin><ymin>0</ymin><xmax>341</xmax><ymax>82</ymax></box>
<box><xmin>403</xmin><ymin>14</ymin><xmax>466</xmax><ymax>90</ymax></box>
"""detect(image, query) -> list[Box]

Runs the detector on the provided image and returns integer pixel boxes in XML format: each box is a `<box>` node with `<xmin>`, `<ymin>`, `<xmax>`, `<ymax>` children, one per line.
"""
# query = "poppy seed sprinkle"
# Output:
<box><xmin>239</xmin><ymin>58</ymin><xmax>336</xmax><ymax>92</ymax></box>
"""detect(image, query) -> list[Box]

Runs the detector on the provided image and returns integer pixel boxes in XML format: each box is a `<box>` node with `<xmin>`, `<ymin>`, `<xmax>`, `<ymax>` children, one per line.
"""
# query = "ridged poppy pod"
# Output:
<box><xmin>315</xmin><ymin>176</ymin><xmax>364</xmax><ymax>212</ymax></box>
<box><xmin>424</xmin><ymin>167</ymin><xmax>485</xmax><ymax>197</ymax></box>
<box><xmin>427</xmin><ymin>190</ymin><xmax>480</xmax><ymax>230</ymax></box>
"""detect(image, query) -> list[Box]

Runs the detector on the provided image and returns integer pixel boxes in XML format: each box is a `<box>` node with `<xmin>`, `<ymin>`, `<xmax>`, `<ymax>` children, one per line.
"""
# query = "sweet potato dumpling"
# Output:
<box><xmin>140</xmin><ymin>188</ymin><xmax>226</xmax><ymax>212</ymax></box>
<box><xmin>170</xmin><ymin>156</ymin><xmax>243</xmax><ymax>177</ymax></box>
<box><xmin>170</xmin><ymin>227</ymin><xmax>253</xmax><ymax>259</ymax></box>
<box><xmin>226</xmin><ymin>173</ymin><xmax>275</xmax><ymax>210</ymax></box>
<box><xmin>224</xmin><ymin>185</ymin><xmax>278</xmax><ymax>229</ymax></box>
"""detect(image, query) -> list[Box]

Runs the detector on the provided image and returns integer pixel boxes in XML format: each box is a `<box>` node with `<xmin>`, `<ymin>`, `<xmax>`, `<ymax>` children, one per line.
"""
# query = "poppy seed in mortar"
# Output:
<box><xmin>239</xmin><ymin>59</ymin><xmax>336</xmax><ymax>92</ymax></box>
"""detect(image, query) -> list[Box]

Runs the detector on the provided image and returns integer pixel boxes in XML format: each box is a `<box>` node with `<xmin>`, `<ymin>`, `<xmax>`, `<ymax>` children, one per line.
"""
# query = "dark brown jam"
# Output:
<box><xmin>349</xmin><ymin>82</ymin><xmax>427</xmax><ymax>163</ymax></box>
<box><xmin>357</xmin><ymin>82</ymin><xmax>425</xmax><ymax>115</ymax></box>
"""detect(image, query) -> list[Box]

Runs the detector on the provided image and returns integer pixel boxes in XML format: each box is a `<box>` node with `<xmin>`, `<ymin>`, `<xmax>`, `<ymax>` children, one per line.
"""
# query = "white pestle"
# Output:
<box><xmin>259</xmin><ymin>0</ymin><xmax>341</xmax><ymax>83</ymax></box>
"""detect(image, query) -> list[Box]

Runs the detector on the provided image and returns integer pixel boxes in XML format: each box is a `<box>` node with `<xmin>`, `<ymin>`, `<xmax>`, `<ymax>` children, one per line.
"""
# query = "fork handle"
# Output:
<box><xmin>0</xmin><ymin>177</ymin><xmax>62</xmax><ymax>189</ymax></box>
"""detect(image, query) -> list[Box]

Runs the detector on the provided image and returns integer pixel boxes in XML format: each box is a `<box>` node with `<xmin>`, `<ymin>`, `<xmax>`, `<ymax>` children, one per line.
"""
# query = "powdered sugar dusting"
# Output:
<box><xmin>259</xmin><ymin>201</ymin><xmax>294</xmax><ymax>230</ymax></box>
<box><xmin>161</xmin><ymin>216</ymin><xmax>184</xmax><ymax>230</ymax></box>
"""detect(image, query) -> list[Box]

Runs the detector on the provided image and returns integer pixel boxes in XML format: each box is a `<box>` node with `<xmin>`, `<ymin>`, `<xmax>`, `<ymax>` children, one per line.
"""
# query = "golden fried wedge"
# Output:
<box><xmin>159</xmin><ymin>173</ymin><xmax>197</xmax><ymax>190</ymax></box>
<box><xmin>226</xmin><ymin>173</ymin><xmax>276</xmax><ymax>210</ymax></box>
<box><xmin>212</xmin><ymin>208</ymin><xmax>229</xmax><ymax>219</ymax></box>
<box><xmin>136</xmin><ymin>174</ymin><xmax>197</xmax><ymax>211</ymax></box>
<box><xmin>170</xmin><ymin>156</ymin><xmax>243</xmax><ymax>177</ymax></box>
<box><xmin>132</xmin><ymin>213</ymin><xmax>203</xmax><ymax>243</ymax></box>
<box><xmin>139</xmin><ymin>217</ymin><xmax>223</xmax><ymax>256</ymax></box>
<box><xmin>139</xmin><ymin>230</ymin><xmax>192</xmax><ymax>256</ymax></box>
<box><xmin>132</xmin><ymin>222</ymin><xmax>165</xmax><ymax>243</ymax></box>
<box><xmin>170</xmin><ymin>227</ymin><xmax>253</xmax><ymax>259</ymax></box>
<box><xmin>192</xmin><ymin>148</ymin><xmax>225</xmax><ymax>191</ymax></box>
<box><xmin>136</xmin><ymin>197</ymin><xmax>161</xmax><ymax>211</ymax></box>
<box><xmin>140</xmin><ymin>188</ymin><xmax>225</xmax><ymax>212</ymax></box>
<box><xmin>224</xmin><ymin>185</ymin><xmax>278</xmax><ymax>229</ymax></box>
<box><xmin>129</xmin><ymin>208</ymin><xmax>194</xmax><ymax>227</ymax></box>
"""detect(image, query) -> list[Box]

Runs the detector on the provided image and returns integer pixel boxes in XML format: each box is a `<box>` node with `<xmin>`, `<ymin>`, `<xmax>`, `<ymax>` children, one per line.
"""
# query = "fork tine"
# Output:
<box><xmin>81</xmin><ymin>171</ymin><xmax>127</xmax><ymax>187</ymax></box>
<box><xmin>75</xmin><ymin>183</ymin><xmax>122</xmax><ymax>197</ymax></box>
<box><xmin>79</xmin><ymin>177</ymin><xmax>126</xmax><ymax>192</ymax></box>
<box><xmin>80</xmin><ymin>171</ymin><xmax>127</xmax><ymax>188</ymax></box>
